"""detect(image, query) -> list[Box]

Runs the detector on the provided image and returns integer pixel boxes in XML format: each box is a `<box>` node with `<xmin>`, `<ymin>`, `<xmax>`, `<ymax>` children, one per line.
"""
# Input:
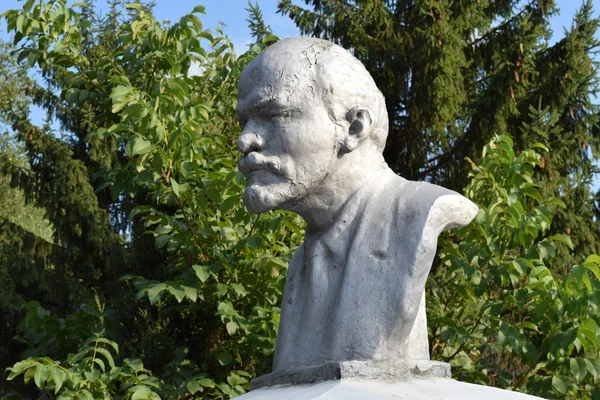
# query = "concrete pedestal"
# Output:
<box><xmin>251</xmin><ymin>360</ymin><xmax>451</xmax><ymax>389</ymax></box>
<box><xmin>237</xmin><ymin>378</ymin><xmax>545</xmax><ymax>400</ymax></box>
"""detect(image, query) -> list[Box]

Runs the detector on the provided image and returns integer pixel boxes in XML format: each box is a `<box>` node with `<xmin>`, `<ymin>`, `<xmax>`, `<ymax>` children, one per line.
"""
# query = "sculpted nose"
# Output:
<box><xmin>237</xmin><ymin>129</ymin><xmax>265</xmax><ymax>155</ymax></box>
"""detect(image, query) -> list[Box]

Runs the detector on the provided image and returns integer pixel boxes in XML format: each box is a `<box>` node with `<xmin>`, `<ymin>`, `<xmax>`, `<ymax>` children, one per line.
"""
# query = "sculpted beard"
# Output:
<box><xmin>238</xmin><ymin>153</ymin><xmax>293</xmax><ymax>213</ymax></box>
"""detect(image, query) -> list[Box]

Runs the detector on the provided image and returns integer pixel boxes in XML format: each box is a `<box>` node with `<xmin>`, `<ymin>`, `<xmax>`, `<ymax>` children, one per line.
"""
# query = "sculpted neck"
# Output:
<box><xmin>286</xmin><ymin>148</ymin><xmax>389</xmax><ymax>232</ymax></box>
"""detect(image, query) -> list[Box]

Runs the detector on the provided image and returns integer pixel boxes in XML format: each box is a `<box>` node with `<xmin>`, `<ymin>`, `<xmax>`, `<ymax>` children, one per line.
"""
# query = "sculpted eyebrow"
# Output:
<box><xmin>236</xmin><ymin>97</ymin><xmax>287</xmax><ymax>122</ymax></box>
<box><xmin>254</xmin><ymin>98</ymin><xmax>284</xmax><ymax>111</ymax></box>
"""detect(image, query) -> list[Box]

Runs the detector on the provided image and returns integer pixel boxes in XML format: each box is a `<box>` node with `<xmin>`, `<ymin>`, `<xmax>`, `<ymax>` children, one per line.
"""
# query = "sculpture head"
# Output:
<box><xmin>236</xmin><ymin>37</ymin><xmax>388</xmax><ymax>215</ymax></box>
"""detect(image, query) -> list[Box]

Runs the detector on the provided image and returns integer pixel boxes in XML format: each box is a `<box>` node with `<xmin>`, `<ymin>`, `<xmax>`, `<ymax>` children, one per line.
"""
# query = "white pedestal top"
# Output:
<box><xmin>236</xmin><ymin>378</ymin><xmax>545</xmax><ymax>400</ymax></box>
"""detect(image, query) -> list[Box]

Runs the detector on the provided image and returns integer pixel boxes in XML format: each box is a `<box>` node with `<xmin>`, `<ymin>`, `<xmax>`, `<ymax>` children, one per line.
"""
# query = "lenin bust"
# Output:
<box><xmin>235</xmin><ymin>37</ymin><xmax>478</xmax><ymax>385</ymax></box>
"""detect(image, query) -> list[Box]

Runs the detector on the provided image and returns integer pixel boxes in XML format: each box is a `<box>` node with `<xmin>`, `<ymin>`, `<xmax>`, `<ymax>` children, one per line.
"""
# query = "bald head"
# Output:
<box><xmin>236</xmin><ymin>37</ymin><xmax>390</xmax><ymax>217</ymax></box>
<box><xmin>238</xmin><ymin>37</ymin><xmax>389</xmax><ymax>152</ymax></box>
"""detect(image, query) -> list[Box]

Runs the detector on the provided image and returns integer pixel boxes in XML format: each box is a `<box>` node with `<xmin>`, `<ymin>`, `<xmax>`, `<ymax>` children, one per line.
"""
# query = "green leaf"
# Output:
<box><xmin>23</xmin><ymin>0</ymin><xmax>35</xmax><ymax>12</ymax></box>
<box><xmin>170</xmin><ymin>179</ymin><xmax>188</xmax><ymax>197</ymax></box>
<box><xmin>586</xmin><ymin>359</ymin><xmax>598</xmax><ymax>379</ymax></box>
<box><xmin>154</xmin><ymin>234</ymin><xmax>170</xmax><ymax>249</ymax></box>
<box><xmin>226</xmin><ymin>321</ymin><xmax>238</xmax><ymax>335</ymax></box>
<box><xmin>7</xmin><ymin>360</ymin><xmax>34</xmax><ymax>380</ymax></box>
<box><xmin>93</xmin><ymin>357</ymin><xmax>105</xmax><ymax>372</ymax></box>
<box><xmin>519</xmin><ymin>321</ymin><xmax>538</xmax><ymax>331</ymax></box>
<box><xmin>171</xmin><ymin>177</ymin><xmax>180</xmax><ymax>196</ymax></box>
<box><xmin>522</xmin><ymin>341</ymin><xmax>539</xmax><ymax>364</ymax></box>
<box><xmin>529</xmin><ymin>142</ymin><xmax>549</xmax><ymax>152</ymax></box>
<box><xmin>186</xmin><ymin>380</ymin><xmax>202</xmax><ymax>394</ymax></box>
<box><xmin>126</xmin><ymin>3</ymin><xmax>144</xmax><ymax>11</ymax></box>
<box><xmin>131</xmin><ymin>136</ymin><xmax>153</xmax><ymax>156</ymax></box>
<box><xmin>578</xmin><ymin>319</ymin><xmax>600</xmax><ymax>349</ymax></box>
<box><xmin>583</xmin><ymin>260</ymin><xmax>600</xmax><ymax>280</ymax></box>
<box><xmin>77</xmin><ymin>390</ymin><xmax>95</xmax><ymax>400</ymax></box>
<box><xmin>521</xmin><ymin>185</ymin><xmax>542</xmax><ymax>203</ymax></box>
<box><xmin>206</xmin><ymin>188</ymin><xmax>221</xmax><ymax>202</ymax></box>
<box><xmin>247</xmin><ymin>236</ymin><xmax>262</xmax><ymax>250</ymax></box>
<box><xmin>198</xmin><ymin>378</ymin><xmax>215</xmax><ymax>387</ymax></box>
<box><xmin>218</xmin><ymin>351</ymin><xmax>233</xmax><ymax>365</ymax></box>
<box><xmin>217</xmin><ymin>301</ymin><xmax>234</xmax><ymax>316</ymax></box>
<box><xmin>217</xmin><ymin>283</ymin><xmax>229</xmax><ymax>298</ymax></box>
<box><xmin>122</xmin><ymin>103</ymin><xmax>144</xmax><ymax>120</ymax></box>
<box><xmin>95</xmin><ymin>347</ymin><xmax>116</xmax><ymax>369</ymax></box>
<box><xmin>111</xmin><ymin>101</ymin><xmax>127</xmax><ymax>113</ymax></box>
<box><xmin>230</xmin><ymin>283</ymin><xmax>247</xmax><ymax>297</ymax></box>
<box><xmin>182</xmin><ymin>285</ymin><xmax>198</xmax><ymax>302</ymax></box>
<box><xmin>548</xmin><ymin>234</ymin><xmax>574</xmax><ymax>249</ymax></box>
<box><xmin>576</xmin><ymin>358</ymin><xmax>588</xmax><ymax>382</ymax></box>
<box><xmin>131</xmin><ymin>385</ymin><xmax>152</xmax><ymax>400</ymax></box>
<box><xmin>193</xmin><ymin>265</ymin><xmax>210</xmax><ymax>283</ymax></box>
<box><xmin>168</xmin><ymin>284</ymin><xmax>186</xmax><ymax>303</ymax></box>
<box><xmin>125</xmin><ymin>358</ymin><xmax>144</xmax><ymax>372</ymax></box>
<box><xmin>94</xmin><ymin>337</ymin><xmax>119</xmax><ymax>353</ymax></box>
<box><xmin>570</xmin><ymin>358</ymin><xmax>580</xmax><ymax>382</ymax></box>
<box><xmin>50</xmin><ymin>366</ymin><xmax>65</xmax><ymax>394</ymax></box>
<box><xmin>552</xmin><ymin>376</ymin><xmax>567</xmax><ymax>394</ymax></box>
<box><xmin>187</xmin><ymin>14</ymin><xmax>203</xmax><ymax>33</ymax></box>
<box><xmin>148</xmin><ymin>283</ymin><xmax>167</xmax><ymax>305</ymax></box>
<box><xmin>110</xmin><ymin>85</ymin><xmax>132</xmax><ymax>100</ymax></box>
<box><xmin>33</xmin><ymin>363</ymin><xmax>49</xmax><ymax>389</ymax></box>
<box><xmin>16</xmin><ymin>15</ymin><xmax>24</xmax><ymax>33</ymax></box>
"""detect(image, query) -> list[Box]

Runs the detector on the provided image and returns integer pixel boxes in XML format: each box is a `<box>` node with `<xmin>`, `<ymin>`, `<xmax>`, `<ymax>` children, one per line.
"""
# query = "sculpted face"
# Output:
<box><xmin>236</xmin><ymin>47</ymin><xmax>341</xmax><ymax>213</ymax></box>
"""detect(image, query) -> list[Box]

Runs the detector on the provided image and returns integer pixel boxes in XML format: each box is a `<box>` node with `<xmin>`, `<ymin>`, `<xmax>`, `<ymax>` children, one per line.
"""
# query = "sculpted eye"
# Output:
<box><xmin>268</xmin><ymin>109</ymin><xmax>294</xmax><ymax>119</ymax></box>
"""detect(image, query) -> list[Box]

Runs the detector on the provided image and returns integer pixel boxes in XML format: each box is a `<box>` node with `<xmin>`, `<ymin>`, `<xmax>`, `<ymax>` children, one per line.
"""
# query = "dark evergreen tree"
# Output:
<box><xmin>278</xmin><ymin>0</ymin><xmax>600</xmax><ymax>266</ymax></box>
<box><xmin>0</xmin><ymin>2</ymin><xmax>158</xmax><ymax>393</ymax></box>
<box><xmin>1</xmin><ymin>1</ymin><xmax>292</xmax><ymax>397</ymax></box>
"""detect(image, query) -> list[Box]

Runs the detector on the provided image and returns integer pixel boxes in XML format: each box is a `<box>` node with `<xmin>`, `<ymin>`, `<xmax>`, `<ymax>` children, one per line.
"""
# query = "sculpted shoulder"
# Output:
<box><xmin>400</xmin><ymin>179</ymin><xmax>479</xmax><ymax>233</ymax></box>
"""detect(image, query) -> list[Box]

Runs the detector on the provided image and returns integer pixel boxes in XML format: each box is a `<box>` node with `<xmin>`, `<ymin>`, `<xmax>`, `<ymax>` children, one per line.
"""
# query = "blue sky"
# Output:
<box><xmin>1</xmin><ymin>0</ymin><xmax>591</xmax><ymax>48</ymax></box>
<box><xmin>0</xmin><ymin>0</ymin><xmax>597</xmax><ymax>128</ymax></box>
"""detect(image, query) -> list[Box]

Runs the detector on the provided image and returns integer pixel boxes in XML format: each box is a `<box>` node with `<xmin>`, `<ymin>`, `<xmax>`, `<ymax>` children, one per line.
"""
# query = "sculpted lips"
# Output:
<box><xmin>238</xmin><ymin>152</ymin><xmax>282</xmax><ymax>177</ymax></box>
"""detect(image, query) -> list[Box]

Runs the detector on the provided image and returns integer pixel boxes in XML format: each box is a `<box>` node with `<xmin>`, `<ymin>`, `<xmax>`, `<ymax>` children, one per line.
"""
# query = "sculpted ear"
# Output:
<box><xmin>340</xmin><ymin>107</ymin><xmax>373</xmax><ymax>153</ymax></box>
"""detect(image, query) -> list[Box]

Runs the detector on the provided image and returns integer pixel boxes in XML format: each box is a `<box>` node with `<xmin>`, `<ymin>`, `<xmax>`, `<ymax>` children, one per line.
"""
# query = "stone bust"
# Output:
<box><xmin>236</xmin><ymin>37</ymin><xmax>478</xmax><ymax>384</ymax></box>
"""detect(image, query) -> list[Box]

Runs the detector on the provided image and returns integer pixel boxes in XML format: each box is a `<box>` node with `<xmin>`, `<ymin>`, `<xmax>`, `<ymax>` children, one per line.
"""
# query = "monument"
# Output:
<box><xmin>234</xmin><ymin>37</ymin><xmax>544</xmax><ymax>399</ymax></box>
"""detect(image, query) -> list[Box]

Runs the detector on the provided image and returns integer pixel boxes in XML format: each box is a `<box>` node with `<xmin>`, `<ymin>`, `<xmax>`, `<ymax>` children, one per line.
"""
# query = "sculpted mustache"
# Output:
<box><xmin>238</xmin><ymin>153</ymin><xmax>283</xmax><ymax>175</ymax></box>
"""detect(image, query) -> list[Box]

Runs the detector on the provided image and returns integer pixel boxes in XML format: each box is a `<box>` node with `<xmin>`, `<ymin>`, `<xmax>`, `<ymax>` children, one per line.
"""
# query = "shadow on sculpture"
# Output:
<box><xmin>235</xmin><ymin>37</ymin><xmax>479</xmax><ymax>388</ymax></box>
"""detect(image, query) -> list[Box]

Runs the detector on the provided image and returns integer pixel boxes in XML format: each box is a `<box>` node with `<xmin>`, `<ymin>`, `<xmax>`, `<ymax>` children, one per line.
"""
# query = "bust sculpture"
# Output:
<box><xmin>236</xmin><ymin>37</ymin><xmax>479</xmax><ymax>387</ymax></box>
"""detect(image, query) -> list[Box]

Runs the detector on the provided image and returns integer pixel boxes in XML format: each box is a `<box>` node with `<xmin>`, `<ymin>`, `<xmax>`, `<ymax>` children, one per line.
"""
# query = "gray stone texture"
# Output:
<box><xmin>251</xmin><ymin>360</ymin><xmax>451</xmax><ymax>390</ymax></box>
<box><xmin>236</xmin><ymin>37</ymin><xmax>478</xmax><ymax>385</ymax></box>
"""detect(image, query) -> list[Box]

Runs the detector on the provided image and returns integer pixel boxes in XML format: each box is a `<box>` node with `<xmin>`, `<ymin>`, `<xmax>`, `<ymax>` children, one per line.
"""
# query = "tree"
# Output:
<box><xmin>0</xmin><ymin>38</ymin><xmax>62</xmax><ymax>395</ymax></box>
<box><xmin>429</xmin><ymin>133</ymin><xmax>600</xmax><ymax>398</ymax></box>
<box><xmin>2</xmin><ymin>1</ymin><xmax>300</xmax><ymax>398</ymax></box>
<box><xmin>277</xmin><ymin>0</ymin><xmax>600</xmax><ymax>267</ymax></box>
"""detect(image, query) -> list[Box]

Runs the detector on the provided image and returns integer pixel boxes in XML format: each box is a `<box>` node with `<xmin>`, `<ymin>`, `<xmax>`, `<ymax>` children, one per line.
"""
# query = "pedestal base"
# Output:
<box><xmin>239</xmin><ymin>378</ymin><xmax>546</xmax><ymax>400</ymax></box>
<box><xmin>251</xmin><ymin>360</ymin><xmax>451</xmax><ymax>390</ymax></box>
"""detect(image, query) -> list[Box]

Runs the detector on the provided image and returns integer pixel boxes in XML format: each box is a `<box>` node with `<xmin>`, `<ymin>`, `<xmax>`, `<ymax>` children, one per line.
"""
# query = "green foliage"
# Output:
<box><xmin>429</xmin><ymin>133</ymin><xmax>600</xmax><ymax>399</ymax></box>
<box><xmin>0</xmin><ymin>38</ymin><xmax>63</xmax><ymax>392</ymax></box>
<box><xmin>5</xmin><ymin>300</ymin><xmax>160</xmax><ymax>399</ymax></box>
<box><xmin>2</xmin><ymin>1</ymin><xmax>301</xmax><ymax>398</ymax></box>
<box><xmin>245</xmin><ymin>1</ymin><xmax>274</xmax><ymax>47</ymax></box>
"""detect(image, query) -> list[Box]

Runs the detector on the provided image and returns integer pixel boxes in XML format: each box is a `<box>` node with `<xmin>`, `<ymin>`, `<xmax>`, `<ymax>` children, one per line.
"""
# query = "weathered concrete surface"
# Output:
<box><xmin>238</xmin><ymin>379</ymin><xmax>546</xmax><ymax>400</ymax></box>
<box><xmin>236</xmin><ymin>36</ymin><xmax>479</xmax><ymax>385</ymax></box>
<box><xmin>251</xmin><ymin>360</ymin><xmax>451</xmax><ymax>390</ymax></box>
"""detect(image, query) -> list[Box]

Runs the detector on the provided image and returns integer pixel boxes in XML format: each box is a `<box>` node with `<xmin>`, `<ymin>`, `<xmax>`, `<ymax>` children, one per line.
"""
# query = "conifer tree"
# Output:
<box><xmin>278</xmin><ymin>0</ymin><xmax>600</xmax><ymax>265</ymax></box>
